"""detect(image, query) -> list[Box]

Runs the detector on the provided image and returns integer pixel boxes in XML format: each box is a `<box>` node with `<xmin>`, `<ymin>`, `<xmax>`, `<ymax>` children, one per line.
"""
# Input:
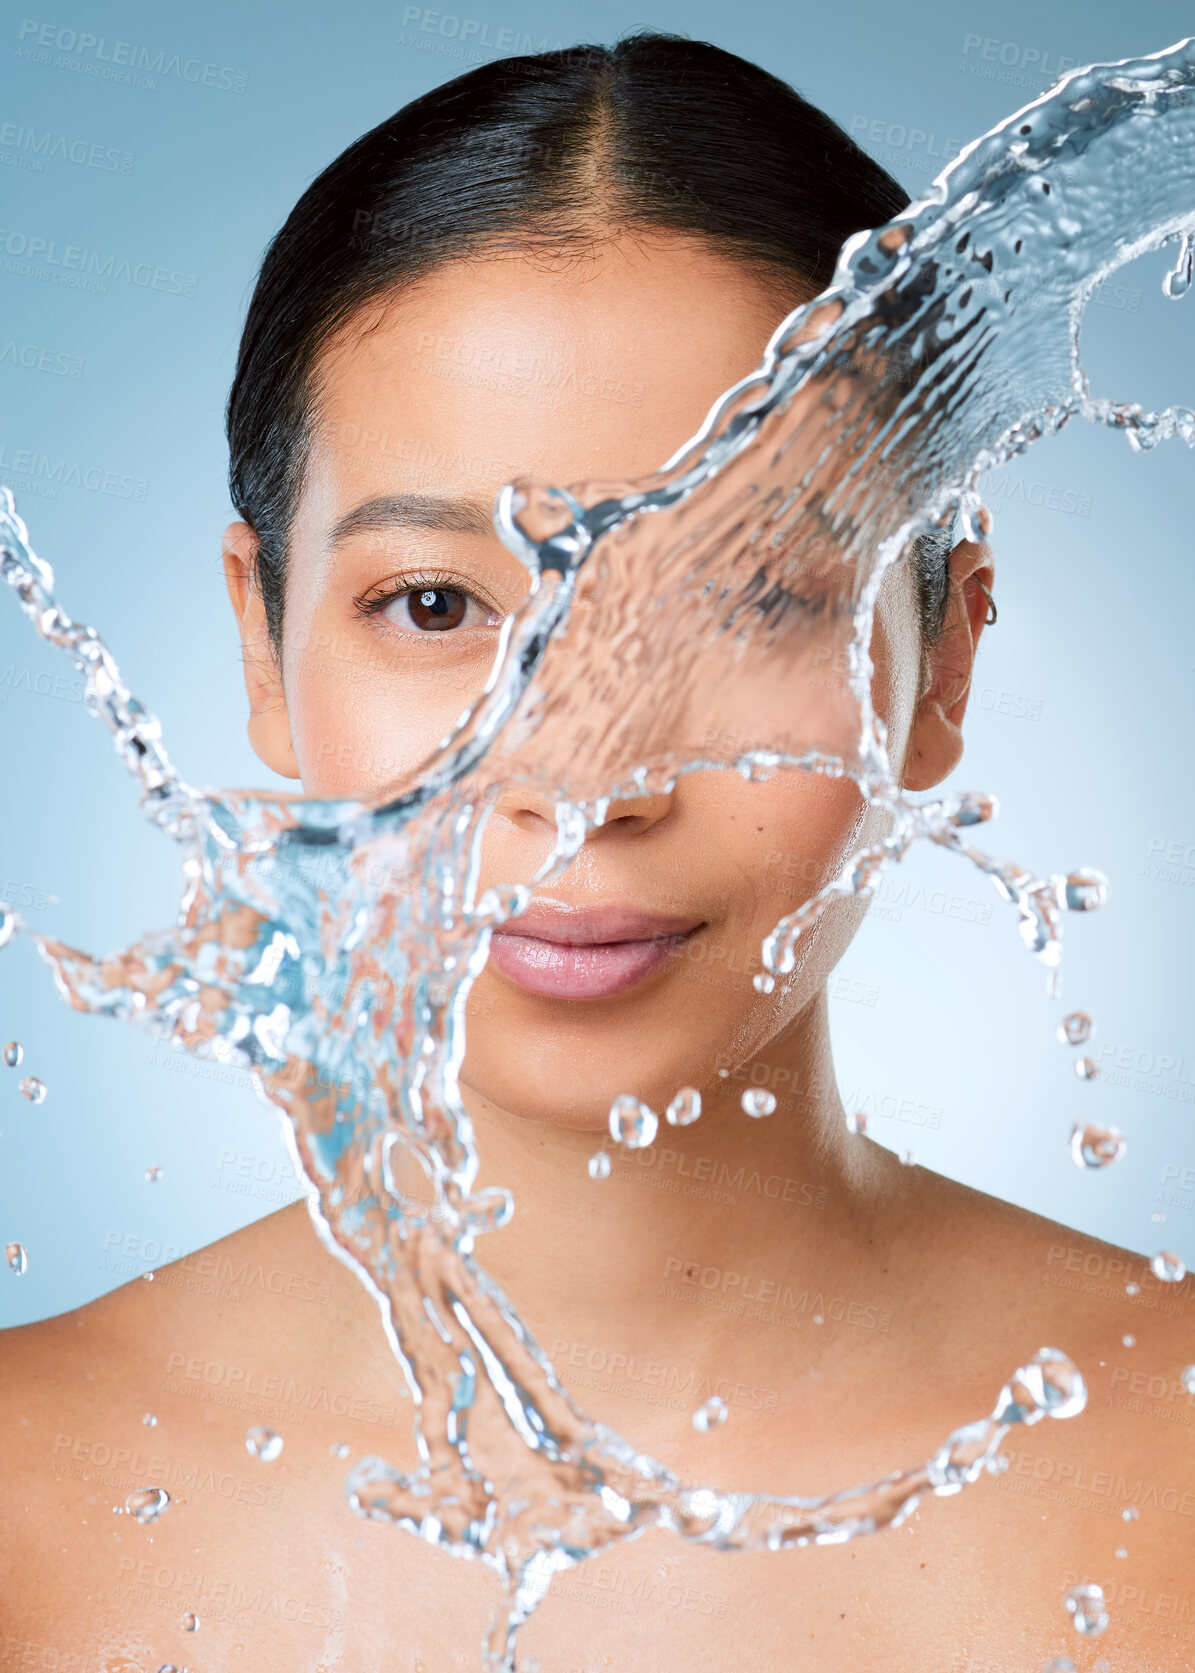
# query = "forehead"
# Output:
<box><xmin>298</xmin><ymin>237</ymin><xmax>797</xmax><ymax>533</ymax></box>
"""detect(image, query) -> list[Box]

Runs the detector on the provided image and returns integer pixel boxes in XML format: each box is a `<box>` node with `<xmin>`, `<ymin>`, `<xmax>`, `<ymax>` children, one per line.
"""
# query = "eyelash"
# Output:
<box><xmin>353</xmin><ymin>568</ymin><xmax>502</xmax><ymax>632</ymax></box>
<box><xmin>726</xmin><ymin>567</ymin><xmax>830</xmax><ymax>633</ymax></box>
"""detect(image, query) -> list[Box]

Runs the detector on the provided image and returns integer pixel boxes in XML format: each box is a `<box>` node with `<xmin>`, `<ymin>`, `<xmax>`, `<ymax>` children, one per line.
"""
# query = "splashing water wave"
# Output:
<box><xmin>2</xmin><ymin>37</ymin><xmax>1193</xmax><ymax>1669</ymax></box>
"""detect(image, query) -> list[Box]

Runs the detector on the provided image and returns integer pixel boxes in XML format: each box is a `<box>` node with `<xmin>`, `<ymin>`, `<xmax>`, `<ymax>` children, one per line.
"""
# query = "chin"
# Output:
<box><xmin>459</xmin><ymin>1036</ymin><xmax>694</xmax><ymax>1133</ymax></box>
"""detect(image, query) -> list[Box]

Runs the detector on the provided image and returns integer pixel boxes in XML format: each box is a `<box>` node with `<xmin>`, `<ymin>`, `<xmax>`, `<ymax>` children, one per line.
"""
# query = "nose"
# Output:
<box><xmin>493</xmin><ymin>781</ymin><xmax>676</xmax><ymax>840</ymax></box>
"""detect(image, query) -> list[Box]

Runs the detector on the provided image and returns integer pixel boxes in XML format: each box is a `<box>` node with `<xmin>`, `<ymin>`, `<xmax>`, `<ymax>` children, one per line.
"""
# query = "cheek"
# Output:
<box><xmin>744</xmin><ymin>771</ymin><xmax>869</xmax><ymax>909</ymax></box>
<box><xmin>281</xmin><ymin>636</ymin><xmax>462</xmax><ymax>798</ymax></box>
<box><xmin>870</xmin><ymin>572</ymin><xmax>924</xmax><ymax>761</ymax></box>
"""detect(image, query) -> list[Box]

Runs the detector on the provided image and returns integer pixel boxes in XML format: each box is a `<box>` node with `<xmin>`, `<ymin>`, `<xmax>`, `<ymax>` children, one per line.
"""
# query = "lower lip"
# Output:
<box><xmin>486</xmin><ymin>931</ymin><xmax>690</xmax><ymax>1000</ymax></box>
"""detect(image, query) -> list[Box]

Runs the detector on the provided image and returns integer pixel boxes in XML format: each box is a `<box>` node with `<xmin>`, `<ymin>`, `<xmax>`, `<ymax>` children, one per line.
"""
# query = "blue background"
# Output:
<box><xmin>1</xmin><ymin>0</ymin><xmax>1192</xmax><ymax>1324</ymax></box>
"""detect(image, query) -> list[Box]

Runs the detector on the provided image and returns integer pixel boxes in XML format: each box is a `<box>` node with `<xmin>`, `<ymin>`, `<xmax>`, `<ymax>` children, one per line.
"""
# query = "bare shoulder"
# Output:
<box><xmin>852</xmin><ymin>1165</ymin><xmax>1192</xmax><ymax>1667</ymax></box>
<box><xmin>0</xmin><ymin>1217</ymin><xmax>270</xmax><ymax>1526</ymax></box>
<box><xmin>929</xmin><ymin>1166</ymin><xmax>1191</xmax><ymax>1346</ymax></box>
<box><xmin>0</xmin><ymin>1206</ymin><xmax>417</xmax><ymax>1662</ymax></box>
<box><xmin>0</xmin><ymin>1200</ymin><xmax>410</xmax><ymax>1447</ymax></box>
<box><xmin>0</xmin><ymin>1264</ymin><xmax>183</xmax><ymax>1657</ymax></box>
<box><xmin>0</xmin><ymin>1264</ymin><xmax>162</xmax><ymax>1466</ymax></box>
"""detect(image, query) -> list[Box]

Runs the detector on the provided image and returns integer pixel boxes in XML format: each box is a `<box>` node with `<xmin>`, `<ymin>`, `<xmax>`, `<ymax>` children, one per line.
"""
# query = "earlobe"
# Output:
<box><xmin>221</xmin><ymin>522</ymin><xmax>301</xmax><ymax>781</ymax></box>
<box><xmin>901</xmin><ymin>539</ymin><xmax>994</xmax><ymax>794</ymax></box>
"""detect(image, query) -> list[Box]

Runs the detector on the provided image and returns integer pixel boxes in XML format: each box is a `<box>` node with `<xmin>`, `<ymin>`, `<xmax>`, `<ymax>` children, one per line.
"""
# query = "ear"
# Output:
<box><xmin>222</xmin><ymin>522</ymin><xmax>301</xmax><ymax>780</ymax></box>
<box><xmin>902</xmin><ymin>539</ymin><xmax>994</xmax><ymax>792</ymax></box>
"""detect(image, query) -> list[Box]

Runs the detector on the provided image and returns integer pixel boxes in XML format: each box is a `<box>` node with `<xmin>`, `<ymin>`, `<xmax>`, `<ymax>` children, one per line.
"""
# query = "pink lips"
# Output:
<box><xmin>487</xmin><ymin>903</ymin><xmax>702</xmax><ymax>1001</ymax></box>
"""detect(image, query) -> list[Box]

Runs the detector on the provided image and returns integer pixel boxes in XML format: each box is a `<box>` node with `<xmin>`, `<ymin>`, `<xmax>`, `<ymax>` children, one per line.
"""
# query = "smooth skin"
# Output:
<box><xmin>0</xmin><ymin>233</ymin><xmax>1190</xmax><ymax>1673</ymax></box>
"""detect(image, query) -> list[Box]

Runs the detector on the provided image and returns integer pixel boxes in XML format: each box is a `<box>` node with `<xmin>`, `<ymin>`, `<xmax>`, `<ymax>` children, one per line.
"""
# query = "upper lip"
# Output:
<box><xmin>490</xmin><ymin>901</ymin><xmax>704</xmax><ymax>946</ymax></box>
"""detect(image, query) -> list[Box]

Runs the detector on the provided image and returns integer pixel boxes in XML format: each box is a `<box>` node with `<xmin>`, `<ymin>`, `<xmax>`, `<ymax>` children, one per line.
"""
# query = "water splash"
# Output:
<box><xmin>123</xmin><ymin>1486</ymin><xmax>171</xmax><ymax>1525</ymax></box>
<box><xmin>692</xmin><ymin>1396</ymin><xmax>728</xmax><ymax>1432</ymax></box>
<box><xmin>2</xmin><ymin>36</ymin><xmax>1194</xmax><ymax>1671</ymax></box>
<box><xmin>665</xmin><ymin>1087</ymin><xmax>702</xmax><ymax>1127</ymax></box>
<box><xmin>1057</xmin><ymin>1012</ymin><xmax>1091</xmax><ymax>1047</ymax></box>
<box><xmin>245</xmin><ymin>1425</ymin><xmax>285</xmax><ymax>1461</ymax></box>
<box><xmin>1163</xmin><ymin>229</ymin><xmax>1194</xmax><ymax>297</ymax></box>
<box><xmin>608</xmin><ymin>1093</ymin><xmax>657</xmax><ymax>1149</ymax></box>
<box><xmin>1064</xmin><ymin>1582</ymin><xmax>1109</xmax><ymax>1636</ymax></box>
<box><xmin>1069</xmin><ymin>1123</ymin><xmax>1126</xmax><ymax>1169</ymax></box>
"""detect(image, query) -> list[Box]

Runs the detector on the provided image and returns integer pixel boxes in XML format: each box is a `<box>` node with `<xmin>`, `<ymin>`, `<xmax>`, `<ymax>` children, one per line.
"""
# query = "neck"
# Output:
<box><xmin>236</xmin><ymin>984</ymin><xmax>917</xmax><ymax>1453</ymax></box>
<box><xmin>465</xmin><ymin>985</ymin><xmax>902</xmax><ymax>1370</ymax></box>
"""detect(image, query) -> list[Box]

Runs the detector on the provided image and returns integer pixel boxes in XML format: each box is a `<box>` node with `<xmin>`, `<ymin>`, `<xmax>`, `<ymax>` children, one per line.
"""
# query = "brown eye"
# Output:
<box><xmin>402</xmin><ymin>586</ymin><xmax>468</xmax><ymax>632</ymax></box>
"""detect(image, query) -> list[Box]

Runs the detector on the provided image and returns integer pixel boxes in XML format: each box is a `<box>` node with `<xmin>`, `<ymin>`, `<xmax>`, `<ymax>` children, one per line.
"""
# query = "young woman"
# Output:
<box><xmin>2</xmin><ymin>33</ymin><xmax>1189</xmax><ymax>1673</ymax></box>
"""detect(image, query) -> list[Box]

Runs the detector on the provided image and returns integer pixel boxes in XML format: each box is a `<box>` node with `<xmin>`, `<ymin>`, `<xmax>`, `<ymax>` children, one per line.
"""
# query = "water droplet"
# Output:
<box><xmin>1062</xmin><ymin>870</ymin><xmax>1108</xmax><ymax>912</ymax></box>
<box><xmin>1122</xmin><ymin>1334</ymin><xmax>1135</xmax><ymax>1348</ymax></box>
<box><xmin>846</xmin><ymin>1110</ymin><xmax>868</xmax><ymax>1136</ymax></box>
<box><xmin>1042</xmin><ymin>1659</ymin><xmax>1076</xmax><ymax>1673</ymax></box>
<box><xmin>692</xmin><ymin>1396</ymin><xmax>727</xmax><ymax>1432</ymax></box>
<box><xmin>1122</xmin><ymin>1505</ymin><xmax>1139</xmax><ymax>1521</ymax></box>
<box><xmin>6</xmin><ymin>1242</ymin><xmax>27</xmax><ymax>1275</ymax></box>
<box><xmin>1152</xmin><ymin>1210</ymin><xmax>1166</xmax><ymax>1223</ymax></box>
<box><xmin>1163</xmin><ymin>230</ymin><xmax>1193</xmax><ymax>298</ymax></box>
<box><xmin>607</xmin><ymin>1093</ymin><xmax>657</xmax><ymax>1150</ymax></box>
<box><xmin>741</xmin><ymin>1088</ymin><xmax>775</xmax><ymax>1118</ymax></box>
<box><xmin>181</xmin><ymin>1610</ymin><xmax>199</xmax><ymax>1631</ymax></box>
<box><xmin>19</xmin><ymin>1076</ymin><xmax>45</xmax><ymax>1104</ymax></box>
<box><xmin>752</xmin><ymin>972</ymin><xmax>775</xmax><ymax>994</ymax></box>
<box><xmin>2</xmin><ymin>1042</ymin><xmax>22</xmax><ymax>1068</ymax></box>
<box><xmin>245</xmin><ymin>1425</ymin><xmax>283</xmax><ymax>1462</ymax></box>
<box><xmin>142</xmin><ymin>1413</ymin><xmax>158</xmax><ymax>1427</ymax></box>
<box><xmin>995</xmin><ymin>1348</ymin><xmax>1087</xmax><ymax>1425</ymax></box>
<box><xmin>1057</xmin><ymin>1012</ymin><xmax>1091</xmax><ymax>1046</ymax></box>
<box><xmin>1073</xmin><ymin>1057</ymin><xmax>1098</xmax><ymax>1081</ymax></box>
<box><xmin>1064</xmin><ymin>1581</ymin><xmax>1108</xmax><ymax>1635</ymax></box>
<box><xmin>1181</xmin><ymin>1365</ymin><xmax>1195</xmax><ymax>1395</ymax></box>
<box><xmin>1150</xmin><ymin>1250</ymin><xmax>1186</xmax><ymax>1283</ymax></box>
<box><xmin>586</xmin><ymin>1151</ymin><xmax>611</xmax><ymax>1181</ymax></box>
<box><xmin>0</xmin><ymin>905</ymin><xmax>15</xmax><ymax>949</ymax></box>
<box><xmin>1125</xmin><ymin>1282</ymin><xmax>1139</xmax><ymax>1296</ymax></box>
<box><xmin>145</xmin><ymin>1165</ymin><xmax>163</xmax><ymax>1183</ymax></box>
<box><xmin>124</xmin><ymin>1486</ymin><xmax>170</xmax><ymax>1525</ymax></box>
<box><xmin>665</xmin><ymin>1087</ymin><xmax>701</xmax><ymax>1126</ymax></box>
<box><xmin>987</xmin><ymin>1451</ymin><xmax>1010</xmax><ymax>1474</ymax></box>
<box><xmin>850</xmin><ymin>854</ymin><xmax>886</xmax><ymax>893</ymax></box>
<box><xmin>1115</xmin><ymin>1547</ymin><xmax>1127</xmax><ymax>1559</ymax></box>
<box><xmin>330</xmin><ymin>1442</ymin><xmax>350</xmax><ymax>1459</ymax></box>
<box><xmin>952</xmin><ymin>791</ymin><xmax>997</xmax><ymax>827</ymax></box>
<box><xmin>1069</xmin><ymin>1124</ymin><xmax>1124</xmax><ymax>1169</ymax></box>
<box><xmin>959</xmin><ymin>500</ymin><xmax>992</xmax><ymax>542</ymax></box>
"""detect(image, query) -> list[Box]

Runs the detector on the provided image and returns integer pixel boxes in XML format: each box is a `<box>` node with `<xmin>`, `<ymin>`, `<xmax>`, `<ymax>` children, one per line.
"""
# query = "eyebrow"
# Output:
<box><xmin>326</xmin><ymin>491</ymin><xmax>496</xmax><ymax>550</ymax></box>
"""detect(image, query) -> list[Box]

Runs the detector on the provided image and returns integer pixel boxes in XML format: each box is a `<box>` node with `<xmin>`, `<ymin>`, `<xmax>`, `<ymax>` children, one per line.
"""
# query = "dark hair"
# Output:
<box><xmin>227</xmin><ymin>31</ymin><xmax>949</xmax><ymax>656</ymax></box>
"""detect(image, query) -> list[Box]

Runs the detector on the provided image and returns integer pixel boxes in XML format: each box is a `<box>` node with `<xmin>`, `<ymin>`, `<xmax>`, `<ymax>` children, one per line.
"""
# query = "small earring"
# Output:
<box><xmin>977</xmin><ymin>579</ymin><xmax>997</xmax><ymax>626</ymax></box>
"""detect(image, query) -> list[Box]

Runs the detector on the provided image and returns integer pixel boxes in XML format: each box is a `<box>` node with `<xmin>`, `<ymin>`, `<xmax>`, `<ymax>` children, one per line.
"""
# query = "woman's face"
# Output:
<box><xmin>225</xmin><ymin>232</ymin><xmax>965</xmax><ymax>1131</ymax></box>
